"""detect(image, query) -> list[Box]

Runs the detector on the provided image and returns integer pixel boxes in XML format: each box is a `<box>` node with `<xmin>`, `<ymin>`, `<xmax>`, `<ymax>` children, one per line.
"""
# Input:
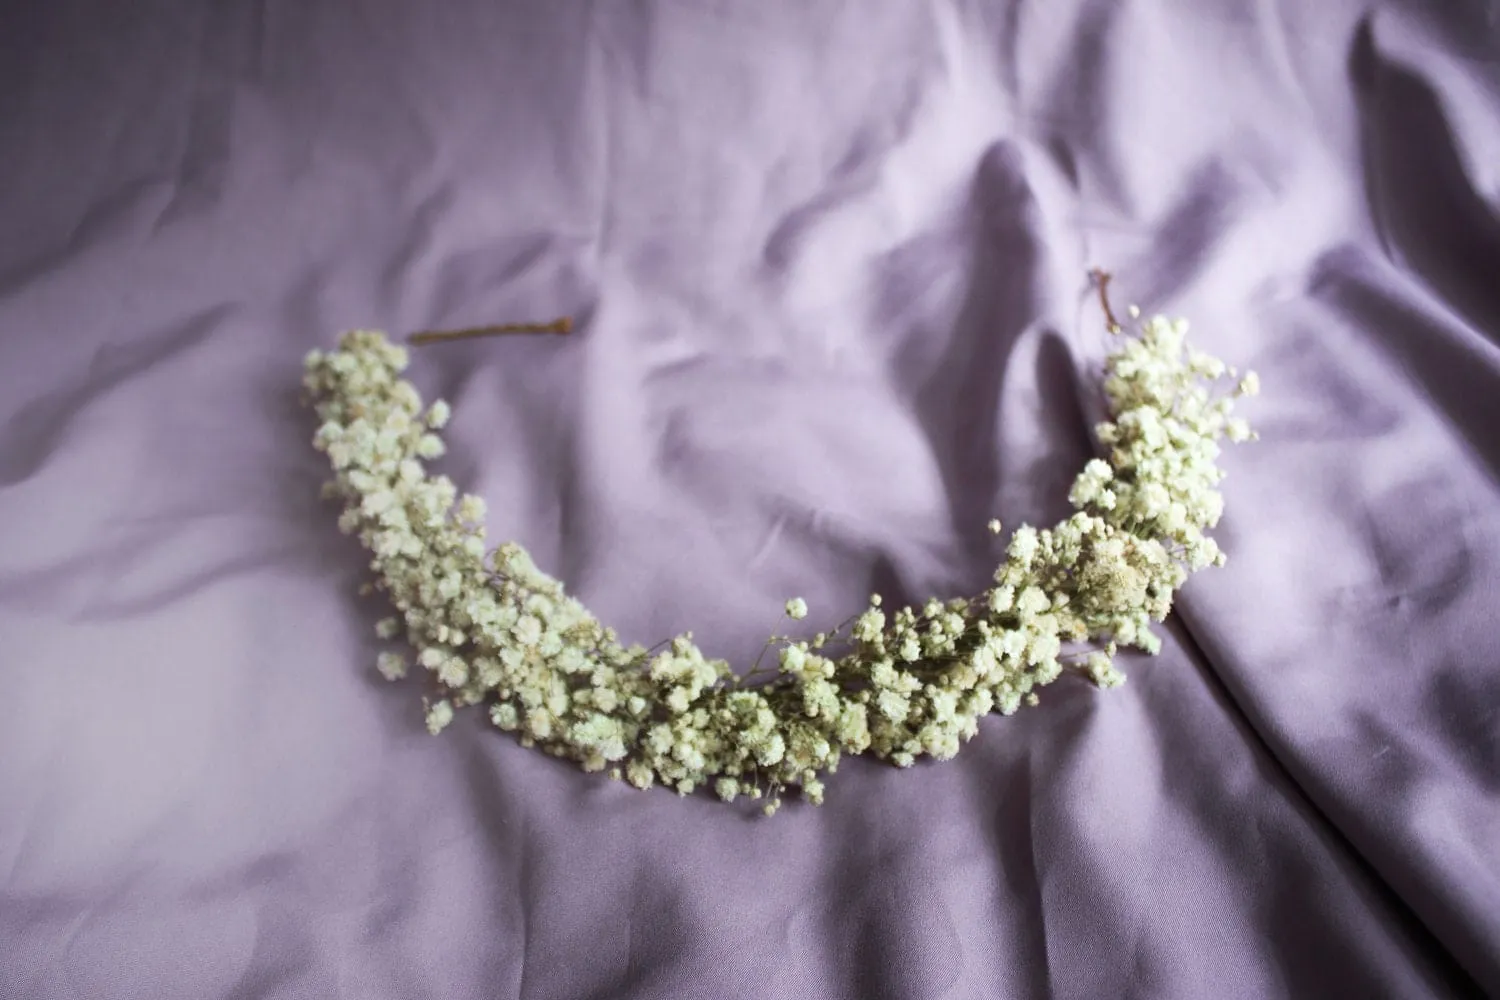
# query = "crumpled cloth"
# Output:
<box><xmin>0</xmin><ymin>2</ymin><xmax>1496</xmax><ymax>997</ymax></box>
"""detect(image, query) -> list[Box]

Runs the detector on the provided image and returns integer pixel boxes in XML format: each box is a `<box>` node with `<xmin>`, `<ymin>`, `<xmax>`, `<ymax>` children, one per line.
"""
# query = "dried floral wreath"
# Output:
<box><xmin>303</xmin><ymin>271</ymin><xmax>1258</xmax><ymax>815</ymax></box>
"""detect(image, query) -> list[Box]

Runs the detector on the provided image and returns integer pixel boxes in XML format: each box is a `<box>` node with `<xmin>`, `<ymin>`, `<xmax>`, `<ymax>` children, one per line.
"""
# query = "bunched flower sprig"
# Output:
<box><xmin>303</xmin><ymin>277</ymin><xmax>1258</xmax><ymax>815</ymax></box>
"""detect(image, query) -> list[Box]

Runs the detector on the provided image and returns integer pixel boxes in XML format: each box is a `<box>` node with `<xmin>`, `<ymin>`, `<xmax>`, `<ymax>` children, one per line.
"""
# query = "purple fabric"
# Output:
<box><xmin>1</xmin><ymin>2</ymin><xmax>1497</xmax><ymax>997</ymax></box>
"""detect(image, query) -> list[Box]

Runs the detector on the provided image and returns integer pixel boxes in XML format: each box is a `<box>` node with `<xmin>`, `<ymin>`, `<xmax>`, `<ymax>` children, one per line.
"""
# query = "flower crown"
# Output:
<box><xmin>303</xmin><ymin>273</ymin><xmax>1258</xmax><ymax>816</ymax></box>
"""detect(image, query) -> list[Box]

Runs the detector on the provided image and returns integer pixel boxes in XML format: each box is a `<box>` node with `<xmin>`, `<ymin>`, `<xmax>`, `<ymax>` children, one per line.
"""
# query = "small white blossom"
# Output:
<box><xmin>490</xmin><ymin>702</ymin><xmax>519</xmax><ymax>730</ymax></box>
<box><xmin>853</xmin><ymin>609</ymin><xmax>886</xmax><ymax>643</ymax></box>
<box><xmin>425</xmin><ymin>700</ymin><xmax>454</xmax><ymax>734</ymax></box>
<box><xmin>1008</xmin><ymin>526</ymin><xmax>1039</xmax><ymax>563</ymax></box>
<box><xmin>458</xmin><ymin>494</ymin><xmax>487</xmax><ymax>523</ymax></box>
<box><xmin>779</xmin><ymin>644</ymin><xmax>807</xmax><ymax>673</ymax></box>
<box><xmin>376</xmin><ymin>651</ymin><xmax>407</xmax><ymax>681</ymax></box>
<box><xmin>437</xmin><ymin>657</ymin><xmax>468</xmax><ymax>688</ymax></box>
<box><xmin>785</xmin><ymin>597</ymin><xmax>808</xmax><ymax>620</ymax></box>
<box><xmin>512</xmin><ymin>615</ymin><xmax>543</xmax><ymax>647</ymax></box>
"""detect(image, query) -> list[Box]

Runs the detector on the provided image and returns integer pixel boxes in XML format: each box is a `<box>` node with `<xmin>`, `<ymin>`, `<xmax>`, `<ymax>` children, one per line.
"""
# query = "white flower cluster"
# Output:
<box><xmin>303</xmin><ymin>313</ymin><xmax>1257</xmax><ymax>815</ymax></box>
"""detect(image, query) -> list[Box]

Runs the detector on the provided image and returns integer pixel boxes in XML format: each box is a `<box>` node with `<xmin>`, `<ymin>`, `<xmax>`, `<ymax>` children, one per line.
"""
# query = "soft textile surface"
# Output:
<box><xmin>2</xmin><ymin>2</ymin><xmax>1497</xmax><ymax>997</ymax></box>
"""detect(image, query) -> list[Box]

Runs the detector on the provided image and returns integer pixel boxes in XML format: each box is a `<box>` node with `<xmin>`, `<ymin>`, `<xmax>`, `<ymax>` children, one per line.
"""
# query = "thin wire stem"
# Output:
<box><xmin>410</xmin><ymin>317</ymin><xmax>573</xmax><ymax>345</ymax></box>
<box><xmin>1088</xmin><ymin>268</ymin><xmax>1123</xmax><ymax>334</ymax></box>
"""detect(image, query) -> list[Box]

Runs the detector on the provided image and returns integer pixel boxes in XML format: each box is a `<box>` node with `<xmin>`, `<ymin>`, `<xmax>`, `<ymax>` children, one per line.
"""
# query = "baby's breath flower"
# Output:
<box><xmin>1008</xmin><ymin>526</ymin><xmax>1039</xmax><ymax>563</ymax></box>
<box><xmin>490</xmin><ymin>702</ymin><xmax>519</xmax><ymax>731</ymax></box>
<box><xmin>305</xmin><ymin>297</ymin><xmax>1256</xmax><ymax>816</ymax></box>
<box><xmin>779</xmin><ymin>644</ymin><xmax>807</xmax><ymax>674</ymax></box>
<box><xmin>425</xmin><ymin>699</ymin><xmax>454</xmax><ymax>735</ymax></box>
<box><xmin>853</xmin><ymin>608</ymin><xmax>885</xmax><ymax>643</ymax></box>
<box><xmin>376</xmin><ymin>651</ymin><xmax>407</xmax><ymax>681</ymax></box>
<box><xmin>437</xmin><ymin>657</ymin><xmax>468</xmax><ymax>688</ymax></box>
<box><xmin>512</xmin><ymin>615</ymin><xmax>543</xmax><ymax>647</ymax></box>
<box><xmin>457</xmin><ymin>494</ymin><xmax>486</xmax><ymax>523</ymax></box>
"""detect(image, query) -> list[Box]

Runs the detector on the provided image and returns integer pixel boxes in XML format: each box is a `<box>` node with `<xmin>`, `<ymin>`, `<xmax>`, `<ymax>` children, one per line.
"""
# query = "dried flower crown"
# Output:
<box><xmin>303</xmin><ymin>273</ymin><xmax>1258</xmax><ymax>815</ymax></box>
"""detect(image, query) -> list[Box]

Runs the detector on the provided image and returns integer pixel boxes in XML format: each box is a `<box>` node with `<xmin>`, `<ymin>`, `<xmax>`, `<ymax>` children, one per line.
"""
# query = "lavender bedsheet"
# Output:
<box><xmin>2</xmin><ymin>2</ymin><xmax>1497</xmax><ymax>997</ymax></box>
